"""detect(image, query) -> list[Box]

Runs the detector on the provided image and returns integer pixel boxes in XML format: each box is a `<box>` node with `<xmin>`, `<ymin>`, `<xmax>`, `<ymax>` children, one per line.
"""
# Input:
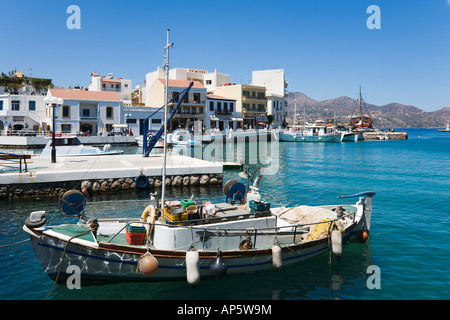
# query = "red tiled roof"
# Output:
<box><xmin>157</xmin><ymin>78</ymin><xmax>205</xmax><ymax>89</ymax></box>
<box><xmin>49</xmin><ymin>89</ymin><xmax>121</xmax><ymax>101</ymax></box>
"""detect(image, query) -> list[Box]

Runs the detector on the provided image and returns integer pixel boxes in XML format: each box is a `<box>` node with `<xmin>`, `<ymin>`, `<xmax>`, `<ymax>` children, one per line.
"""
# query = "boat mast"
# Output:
<box><xmin>359</xmin><ymin>86</ymin><xmax>364</xmax><ymax>125</ymax></box>
<box><xmin>303</xmin><ymin>96</ymin><xmax>306</xmax><ymax>127</ymax></box>
<box><xmin>294</xmin><ymin>102</ymin><xmax>297</xmax><ymax>126</ymax></box>
<box><xmin>161</xmin><ymin>29</ymin><xmax>173</xmax><ymax>210</ymax></box>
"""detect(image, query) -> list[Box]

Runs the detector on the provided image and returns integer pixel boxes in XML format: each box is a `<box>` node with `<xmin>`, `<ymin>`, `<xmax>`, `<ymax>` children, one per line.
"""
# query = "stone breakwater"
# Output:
<box><xmin>0</xmin><ymin>173</ymin><xmax>223</xmax><ymax>199</ymax></box>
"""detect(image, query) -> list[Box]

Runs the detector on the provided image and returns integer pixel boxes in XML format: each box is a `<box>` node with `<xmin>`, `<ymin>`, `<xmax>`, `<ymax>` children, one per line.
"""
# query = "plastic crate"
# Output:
<box><xmin>249</xmin><ymin>199</ymin><xmax>270</xmax><ymax>212</ymax></box>
<box><xmin>125</xmin><ymin>223</ymin><xmax>146</xmax><ymax>245</ymax></box>
<box><xmin>163</xmin><ymin>208</ymin><xmax>189</xmax><ymax>222</ymax></box>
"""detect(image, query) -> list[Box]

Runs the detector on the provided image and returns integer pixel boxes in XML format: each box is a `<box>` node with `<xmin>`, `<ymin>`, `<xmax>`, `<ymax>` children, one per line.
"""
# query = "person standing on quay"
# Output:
<box><xmin>167</xmin><ymin>130</ymin><xmax>173</xmax><ymax>154</ymax></box>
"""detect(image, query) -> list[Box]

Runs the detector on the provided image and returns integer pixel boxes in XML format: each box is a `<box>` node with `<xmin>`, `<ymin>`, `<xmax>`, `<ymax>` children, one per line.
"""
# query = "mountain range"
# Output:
<box><xmin>286</xmin><ymin>92</ymin><xmax>450</xmax><ymax>128</ymax></box>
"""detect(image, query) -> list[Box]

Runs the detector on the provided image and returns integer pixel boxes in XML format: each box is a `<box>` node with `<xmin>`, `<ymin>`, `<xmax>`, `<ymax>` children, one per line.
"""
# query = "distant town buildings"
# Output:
<box><xmin>0</xmin><ymin>67</ymin><xmax>288</xmax><ymax>135</ymax></box>
<box><xmin>88</xmin><ymin>73</ymin><xmax>132</xmax><ymax>107</ymax></box>
<box><xmin>46</xmin><ymin>89</ymin><xmax>122</xmax><ymax>135</ymax></box>
<box><xmin>0</xmin><ymin>71</ymin><xmax>51</xmax><ymax>134</ymax></box>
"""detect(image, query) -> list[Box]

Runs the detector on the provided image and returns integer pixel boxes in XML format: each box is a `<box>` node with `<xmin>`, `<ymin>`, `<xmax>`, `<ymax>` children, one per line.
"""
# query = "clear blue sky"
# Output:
<box><xmin>1</xmin><ymin>0</ymin><xmax>449</xmax><ymax>111</ymax></box>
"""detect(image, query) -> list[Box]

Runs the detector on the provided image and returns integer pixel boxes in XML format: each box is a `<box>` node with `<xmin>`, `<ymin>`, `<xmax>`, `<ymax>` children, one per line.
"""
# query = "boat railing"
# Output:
<box><xmin>101</xmin><ymin>211</ymin><xmax>356</xmax><ymax>250</ymax></box>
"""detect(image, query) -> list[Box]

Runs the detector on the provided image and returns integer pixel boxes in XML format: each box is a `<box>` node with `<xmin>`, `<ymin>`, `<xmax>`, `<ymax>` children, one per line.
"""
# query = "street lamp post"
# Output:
<box><xmin>43</xmin><ymin>96</ymin><xmax>63</xmax><ymax>163</ymax></box>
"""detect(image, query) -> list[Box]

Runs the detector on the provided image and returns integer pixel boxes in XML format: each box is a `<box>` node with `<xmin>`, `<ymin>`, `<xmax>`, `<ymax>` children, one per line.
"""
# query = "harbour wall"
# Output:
<box><xmin>0</xmin><ymin>172</ymin><xmax>223</xmax><ymax>199</ymax></box>
<box><xmin>0</xmin><ymin>154</ymin><xmax>223</xmax><ymax>199</ymax></box>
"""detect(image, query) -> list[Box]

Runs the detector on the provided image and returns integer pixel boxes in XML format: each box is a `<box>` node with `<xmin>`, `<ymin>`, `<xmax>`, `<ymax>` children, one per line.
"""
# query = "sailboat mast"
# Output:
<box><xmin>161</xmin><ymin>29</ymin><xmax>173</xmax><ymax>210</ymax></box>
<box><xmin>303</xmin><ymin>96</ymin><xmax>306</xmax><ymax>127</ymax></box>
<box><xmin>359</xmin><ymin>86</ymin><xmax>364</xmax><ymax>125</ymax></box>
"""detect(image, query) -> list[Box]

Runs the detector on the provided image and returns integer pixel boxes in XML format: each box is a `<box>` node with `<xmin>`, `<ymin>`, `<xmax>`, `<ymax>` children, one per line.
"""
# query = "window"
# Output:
<box><xmin>224</xmin><ymin>102</ymin><xmax>228</xmax><ymax>113</ymax></box>
<box><xmin>206</xmin><ymin>80</ymin><xmax>212</xmax><ymax>85</ymax></box>
<box><xmin>102</xmin><ymin>83</ymin><xmax>106</xmax><ymax>89</ymax></box>
<box><xmin>209</xmin><ymin>101</ymin><xmax>214</xmax><ymax>112</ymax></box>
<box><xmin>194</xmin><ymin>93</ymin><xmax>200</xmax><ymax>103</ymax></box>
<box><xmin>172</xmin><ymin>91</ymin><xmax>179</xmax><ymax>102</ymax></box>
<box><xmin>183</xmin><ymin>107</ymin><xmax>190</xmax><ymax>114</ymax></box>
<box><xmin>0</xmin><ymin>101</ymin><xmax>3</xmax><ymax>110</ymax></box>
<box><xmin>12</xmin><ymin>101</ymin><xmax>20</xmax><ymax>111</ymax></box>
<box><xmin>124</xmin><ymin>84</ymin><xmax>128</xmax><ymax>88</ymax></box>
<box><xmin>230</xmin><ymin>102</ymin><xmax>234</xmax><ymax>113</ymax></box>
<box><xmin>199</xmin><ymin>107</ymin><xmax>203</xmax><ymax>114</ymax></box>
<box><xmin>82</xmin><ymin>109</ymin><xmax>90</xmax><ymax>117</ymax></box>
<box><xmin>217</xmin><ymin>102</ymin><xmax>221</xmax><ymax>113</ymax></box>
<box><xmin>62</xmin><ymin>105</ymin><xmax>70</xmax><ymax>118</ymax></box>
<box><xmin>106</xmin><ymin>106</ymin><xmax>113</xmax><ymax>119</ymax></box>
<box><xmin>61</xmin><ymin>124</ymin><xmax>71</xmax><ymax>133</ymax></box>
<box><xmin>29</xmin><ymin>101</ymin><xmax>36</xmax><ymax>111</ymax></box>
<box><xmin>106</xmin><ymin>124</ymin><xmax>113</xmax><ymax>131</ymax></box>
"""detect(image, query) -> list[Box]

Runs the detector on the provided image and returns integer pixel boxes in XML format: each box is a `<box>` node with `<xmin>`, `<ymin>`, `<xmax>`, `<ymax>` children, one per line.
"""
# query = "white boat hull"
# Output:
<box><xmin>24</xmin><ymin>193</ymin><xmax>373</xmax><ymax>284</ymax></box>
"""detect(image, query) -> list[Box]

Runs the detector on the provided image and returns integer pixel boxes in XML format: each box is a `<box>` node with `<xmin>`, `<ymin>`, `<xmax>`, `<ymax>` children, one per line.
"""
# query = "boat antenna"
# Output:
<box><xmin>161</xmin><ymin>29</ymin><xmax>173</xmax><ymax>211</ymax></box>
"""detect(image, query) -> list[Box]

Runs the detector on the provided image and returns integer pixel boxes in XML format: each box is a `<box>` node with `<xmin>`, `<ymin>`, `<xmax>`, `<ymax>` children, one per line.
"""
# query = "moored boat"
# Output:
<box><xmin>23</xmin><ymin>183</ymin><xmax>375</xmax><ymax>285</ymax></box>
<box><xmin>39</xmin><ymin>136</ymin><xmax>123</xmax><ymax>157</ymax></box>
<box><xmin>280</xmin><ymin>124</ymin><xmax>341</xmax><ymax>142</ymax></box>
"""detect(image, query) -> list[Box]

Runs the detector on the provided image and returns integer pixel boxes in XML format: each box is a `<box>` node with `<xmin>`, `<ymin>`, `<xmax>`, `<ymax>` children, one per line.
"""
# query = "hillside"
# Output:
<box><xmin>286</xmin><ymin>92</ymin><xmax>450</xmax><ymax>128</ymax></box>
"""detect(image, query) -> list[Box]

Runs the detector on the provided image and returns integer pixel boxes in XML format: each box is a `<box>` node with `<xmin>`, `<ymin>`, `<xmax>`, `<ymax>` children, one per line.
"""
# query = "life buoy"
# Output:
<box><xmin>140</xmin><ymin>205</ymin><xmax>156</xmax><ymax>241</ymax></box>
<box><xmin>135</xmin><ymin>175</ymin><xmax>149</xmax><ymax>189</ymax></box>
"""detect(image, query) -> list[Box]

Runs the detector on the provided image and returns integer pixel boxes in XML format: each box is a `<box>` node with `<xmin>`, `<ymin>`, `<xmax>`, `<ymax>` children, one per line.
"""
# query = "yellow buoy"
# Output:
<box><xmin>138</xmin><ymin>252</ymin><xmax>159</xmax><ymax>276</ymax></box>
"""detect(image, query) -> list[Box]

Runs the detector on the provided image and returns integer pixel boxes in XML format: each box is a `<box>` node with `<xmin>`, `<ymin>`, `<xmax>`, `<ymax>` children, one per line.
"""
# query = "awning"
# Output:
<box><xmin>232</xmin><ymin>117</ymin><xmax>243</xmax><ymax>121</ymax></box>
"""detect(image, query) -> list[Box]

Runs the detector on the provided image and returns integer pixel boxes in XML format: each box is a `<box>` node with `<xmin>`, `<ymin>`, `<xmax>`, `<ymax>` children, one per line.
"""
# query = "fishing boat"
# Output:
<box><xmin>39</xmin><ymin>136</ymin><xmax>123</xmax><ymax>157</ymax></box>
<box><xmin>335</xmin><ymin>126</ymin><xmax>362</xmax><ymax>142</ymax></box>
<box><xmin>280</xmin><ymin>124</ymin><xmax>341</xmax><ymax>142</ymax></box>
<box><xmin>23</xmin><ymin>31</ymin><xmax>376</xmax><ymax>288</ymax></box>
<box><xmin>23</xmin><ymin>178</ymin><xmax>375</xmax><ymax>285</ymax></box>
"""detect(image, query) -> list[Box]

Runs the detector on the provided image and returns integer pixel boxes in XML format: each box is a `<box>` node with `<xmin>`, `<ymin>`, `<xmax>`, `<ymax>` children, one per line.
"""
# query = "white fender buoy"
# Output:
<box><xmin>272</xmin><ymin>244</ymin><xmax>282</xmax><ymax>270</ymax></box>
<box><xmin>186</xmin><ymin>247</ymin><xmax>200</xmax><ymax>286</ymax></box>
<box><xmin>331</xmin><ymin>228</ymin><xmax>343</xmax><ymax>260</ymax></box>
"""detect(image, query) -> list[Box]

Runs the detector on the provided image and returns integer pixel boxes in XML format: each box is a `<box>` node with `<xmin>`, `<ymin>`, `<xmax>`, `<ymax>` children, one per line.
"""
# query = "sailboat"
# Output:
<box><xmin>280</xmin><ymin>96</ymin><xmax>341</xmax><ymax>142</ymax></box>
<box><xmin>350</xmin><ymin>87</ymin><xmax>373</xmax><ymax>131</ymax></box>
<box><xmin>23</xmin><ymin>32</ymin><xmax>376</xmax><ymax>289</ymax></box>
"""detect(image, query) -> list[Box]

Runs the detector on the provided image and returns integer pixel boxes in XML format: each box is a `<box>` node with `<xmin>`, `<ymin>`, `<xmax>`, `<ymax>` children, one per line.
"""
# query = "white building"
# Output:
<box><xmin>88</xmin><ymin>73</ymin><xmax>132</xmax><ymax>107</ymax></box>
<box><xmin>145</xmin><ymin>67</ymin><xmax>231</xmax><ymax>96</ymax></box>
<box><xmin>251</xmin><ymin>69</ymin><xmax>288</xmax><ymax>126</ymax></box>
<box><xmin>205</xmin><ymin>94</ymin><xmax>241</xmax><ymax>130</ymax></box>
<box><xmin>45</xmin><ymin>89</ymin><xmax>123</xmax><ymax>135</ymax></box>
<box><xmin>0</xmin><ymin>85</ymin><xmax>49</xmax><ymax>134</ymax></box>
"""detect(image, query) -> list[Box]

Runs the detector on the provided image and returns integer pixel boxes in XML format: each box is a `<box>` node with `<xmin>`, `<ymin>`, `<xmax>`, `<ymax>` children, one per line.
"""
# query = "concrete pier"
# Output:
<box><xmin>0</xmin><ymin>154</ymin><xmax>223</xmax><ymax>199</ymax></box>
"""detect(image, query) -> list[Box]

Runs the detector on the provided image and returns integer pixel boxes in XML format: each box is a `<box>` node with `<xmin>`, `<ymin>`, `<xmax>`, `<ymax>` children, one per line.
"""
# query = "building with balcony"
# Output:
<box><xmin>0</xmin><ymin>70</ymin><xmax>51</xmax><ymax>134</ymax></box>
<box><xmin>205</xmin><ymin>94</ymin><xmax>241</xmax><ymax>130</ymax></box>
<box><xmin>213</xmin><ymin>84</ymin><xmax>268</xmax><ymax>128</ymax></box>
<box><xmin>252</xmin><ymin>69</ymin><xmax>288</xmax><ymax>126</ymax></box>
<box><xmin>88</xmin><ymin>73</ymin><xmax>132</xmax><ymax>107</ymax></box>
<box><xmin>0</xmin><ymin>90</ymin><xmax>46</xmax><ymax>134</ymax></box>
<box><xmin>146</xmin><ymin>79</ymin><xmax>207</xmax><ymax>131</ymax></box>
<box><xmin>46</xmin><ymin>89</ymin><xmax>122</xmax><ymax>135</ymax></box>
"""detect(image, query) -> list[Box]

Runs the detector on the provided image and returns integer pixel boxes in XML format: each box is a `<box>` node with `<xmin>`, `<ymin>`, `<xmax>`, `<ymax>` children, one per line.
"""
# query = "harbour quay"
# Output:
<box><xmin>0</xmin><ymin>154</ymin><xmax>223</xmax><ymax>199</ymax></box>
<box><xmin>0</xmin><ymin>136</ymin><xmax>137</xmax><ymax>148</ymax></box>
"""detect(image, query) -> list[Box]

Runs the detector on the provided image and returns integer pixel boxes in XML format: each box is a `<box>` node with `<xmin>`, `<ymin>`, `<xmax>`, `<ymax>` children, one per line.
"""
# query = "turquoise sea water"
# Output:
<box><xmin>0</xmin><ymin>129</ymin><xmax>449</xmax><ymax>300</ymax></box>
